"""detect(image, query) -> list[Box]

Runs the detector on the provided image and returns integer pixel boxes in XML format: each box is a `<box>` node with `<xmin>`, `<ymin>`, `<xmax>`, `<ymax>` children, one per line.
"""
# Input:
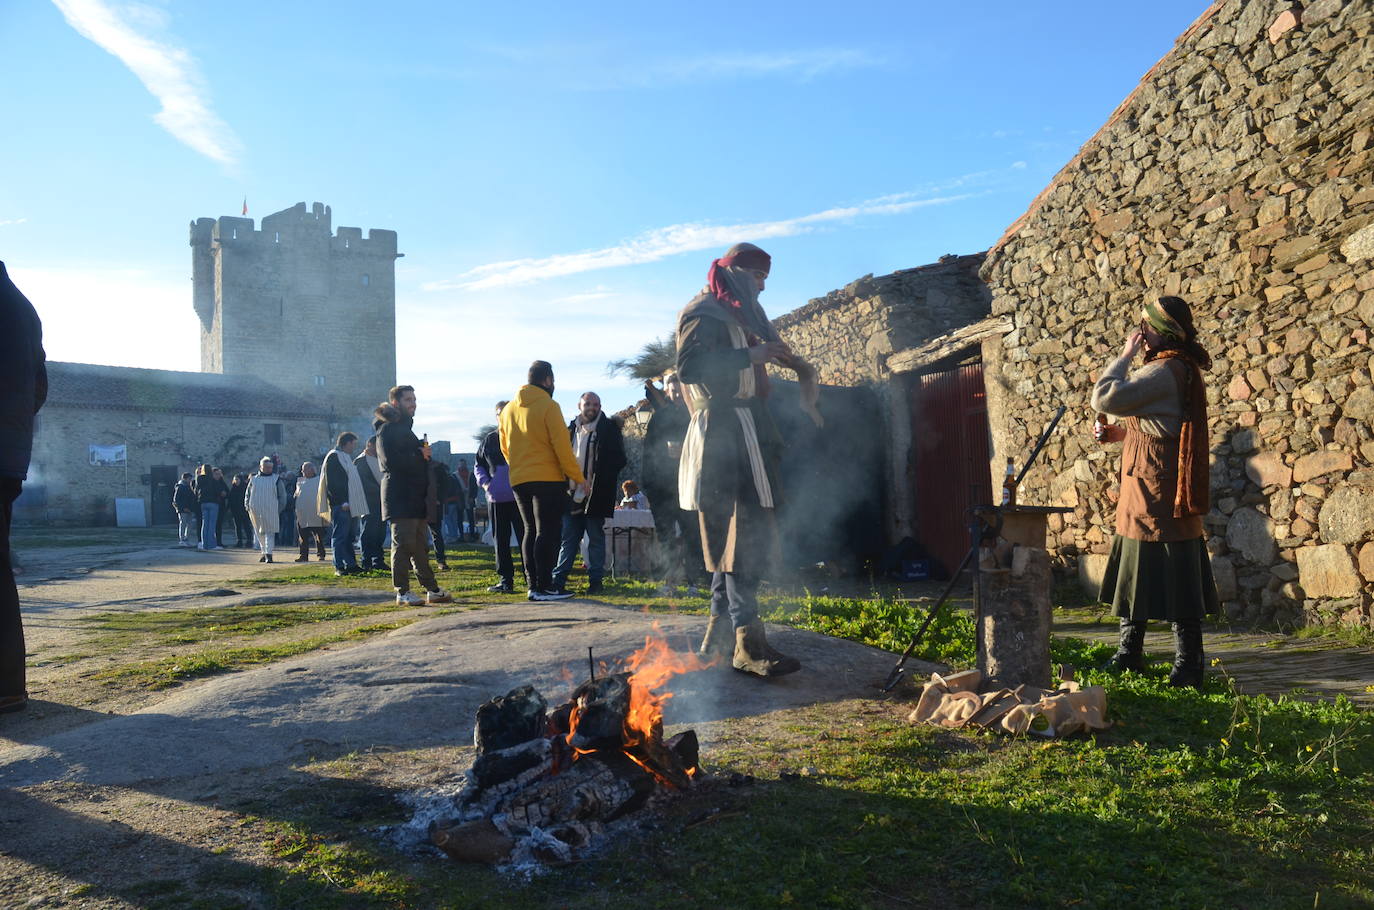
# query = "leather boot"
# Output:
<box><xmin>697</xmin><ymin>614</ymin><xmax>733</xmax><ymax>662</ymax></box>
<box><xmin>733</xmin><ymin>620</ymin><xmax>801</xmax><ymax>678</ymax></box>
<box><xmin>1168</xmin><ymin>621</ymin><xmax>1205</xmax><ymax>689</ymax></box>
<box><xmin>1104</xmin><ymin>619</ymin><xmax>1147</xmax><ymax>673</ymax></box>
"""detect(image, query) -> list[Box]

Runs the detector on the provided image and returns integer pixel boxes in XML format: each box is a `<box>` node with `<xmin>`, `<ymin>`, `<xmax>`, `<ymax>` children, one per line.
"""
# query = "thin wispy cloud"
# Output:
<box><xmin>424</xmin><ymin>164</ymin><xmax>1033</xmax><ymax>292</ymax></box>
<box><xmin>0</xmin><ymin>218</ymin><xmax>28</xmax><ymax>228</ymax></box>
<box><xmin>614</xmin><ymin>48</ymin><xmax>885</xmax><ymax>88</ymax></box>
<box><xmin>52</xmin><ymin>0</ymin><xmax>242</xmax><ymax>167</ymax></box>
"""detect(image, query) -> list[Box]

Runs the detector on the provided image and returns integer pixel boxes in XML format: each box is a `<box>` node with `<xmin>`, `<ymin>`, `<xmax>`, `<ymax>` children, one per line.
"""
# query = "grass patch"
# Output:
<box><xmin>78</xmin><ymin>601</ymin><xmax>398</xmax><ymax>647</ymax></box>
<box><xmin>91</xmin><ymin>621</ymin><xmax>413</xmax><ymax>689</ymax></box>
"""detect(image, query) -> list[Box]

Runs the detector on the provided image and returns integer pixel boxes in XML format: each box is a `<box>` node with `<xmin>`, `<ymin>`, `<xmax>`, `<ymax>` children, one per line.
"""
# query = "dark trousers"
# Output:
<box><xmin>429</xmin><ymin>520</ymin><xmax>447</xmax><ymax>566</ymax></box>
<box><xmin>491</xmin><ymin>499</ymin><xmax>525</xmax><ymax>585</ymax></box>
<box><xmin>1</xmin><ymin>479</ymin><xmax>25</xmax><ymax>698</ymax></box>
<box><xmin>359</xmin><ymin>511</ymin><xmax>385</xmax><ymax>568</ymax></box>
<box><xmin>215</xmin><ymin>503</ymin><xmax>227</xmax><ymax>547</ymax></box>
<box><xmin>331</xmin><ymin>510</ymin><xmax>357</xmax><ymax>570</ymax></box>
<box><xmin>513</xmin><ymin>481</ymin><xmax>567</xmax><ymax>593</ymax></box>
<box><xmin>645</xmin><ymin>487</ymin><xmax>708</xmax><ymax>585</ymax></box>
<box><xmin>231</xmin><ymin>508</ymin><xmax>252</xmax><ymax>545</ymax></box>
<box><xmin>298</xmin><ymin>526</ymin><xmax>326</xmax><ymax>559</ymax></box>
<box><xmin>710</xmin><ymin>569</ymin><xmax>760</xmax><ymax>627</ymax></box>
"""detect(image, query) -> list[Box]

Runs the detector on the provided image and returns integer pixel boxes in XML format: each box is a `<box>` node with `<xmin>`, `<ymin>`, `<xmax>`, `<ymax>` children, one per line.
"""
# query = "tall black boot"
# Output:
<box><xmin>1104</xmin><ymin>619</ymin><xmax>1147</xmax><ymax>673</ymax></box>
<box><xmin>1169</xmin><ymin>621</ymin><xmax>1205</xmax><ymax>689</ymax></box>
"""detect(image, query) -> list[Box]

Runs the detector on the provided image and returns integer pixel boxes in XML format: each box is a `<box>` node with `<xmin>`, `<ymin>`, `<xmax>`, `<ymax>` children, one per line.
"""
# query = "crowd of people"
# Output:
<box><xmin>0</xmin><ymin>242</ymin><xmax>1224</xmax><ymax>713</ymax></box>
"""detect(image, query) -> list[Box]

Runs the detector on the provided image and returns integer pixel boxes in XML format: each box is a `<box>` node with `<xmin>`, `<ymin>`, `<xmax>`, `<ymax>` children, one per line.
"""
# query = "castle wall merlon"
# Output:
<box><xmin>189</xmin><ymin>218</ymin><xmax>216</xmax><ymax>247</ymax></box>
<box><xmin>212</xmin><ymin>216</ymin><xmax>255</xmax><ymax>244</ymax></box>
<box><xmin>331</xmin><ymin>226</ymin><xmax>398</xmax><ymax>256</ymax></box>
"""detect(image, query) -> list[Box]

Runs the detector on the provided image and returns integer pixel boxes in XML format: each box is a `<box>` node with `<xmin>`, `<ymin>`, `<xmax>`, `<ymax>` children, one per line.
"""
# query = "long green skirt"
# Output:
<box><xmin>1098</xmin><ymin>535</ymin><xmax>1219</xmax><ymax>622</ymax></box>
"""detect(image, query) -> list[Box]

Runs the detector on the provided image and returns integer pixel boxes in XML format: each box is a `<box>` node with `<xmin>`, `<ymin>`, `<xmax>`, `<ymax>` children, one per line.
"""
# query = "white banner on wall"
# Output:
<box><xmin>89</xmin><ymin>444</ymin><xmax>127</xmax><ymax>467</ymax></box>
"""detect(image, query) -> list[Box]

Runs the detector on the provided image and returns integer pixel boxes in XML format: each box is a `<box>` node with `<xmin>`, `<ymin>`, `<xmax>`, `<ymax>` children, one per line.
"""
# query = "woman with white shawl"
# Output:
<box><xmin>246</xmin><ymin>456</ymin><xmax>285</xmax><ymax>562</ymax></box>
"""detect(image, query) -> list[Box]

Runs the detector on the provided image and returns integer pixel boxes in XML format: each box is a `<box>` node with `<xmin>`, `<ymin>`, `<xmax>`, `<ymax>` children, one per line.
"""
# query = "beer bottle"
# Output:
<box><xmin>1001</xmin><ymin>457</ymin><xmax>1016</xmax><ymax>507</ymax></box>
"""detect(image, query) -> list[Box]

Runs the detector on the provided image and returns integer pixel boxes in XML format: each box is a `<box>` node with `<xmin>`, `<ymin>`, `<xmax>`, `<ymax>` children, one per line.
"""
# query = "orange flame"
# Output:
<box><xmin>621</xmin><ymin>624</ymin><xmax>709</xmax><ymax>747</ymax></box>
<box><xmin>565</xmin><ymin>623</ymin><xmax>708</xmax><ymax>757</ymax></box>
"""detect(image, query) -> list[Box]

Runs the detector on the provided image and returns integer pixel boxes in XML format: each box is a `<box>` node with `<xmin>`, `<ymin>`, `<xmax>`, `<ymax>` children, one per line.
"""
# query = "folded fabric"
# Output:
<box><xmin>908</xmin><ymin>672</ymin><xmax>1110</xmax><ymax>738</ymax></box>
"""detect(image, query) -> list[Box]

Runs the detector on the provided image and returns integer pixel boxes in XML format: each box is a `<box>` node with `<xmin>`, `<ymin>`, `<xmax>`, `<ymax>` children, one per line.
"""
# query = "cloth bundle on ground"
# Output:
<box><xmin>907</xmin><ymin>669</ymin><xmax>1110</xmax><ymax>738</ymax></box>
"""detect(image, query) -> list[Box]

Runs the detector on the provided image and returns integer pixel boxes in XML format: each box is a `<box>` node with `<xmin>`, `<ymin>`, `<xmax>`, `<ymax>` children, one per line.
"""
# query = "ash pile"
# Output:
<box><xmin>404</xmin><ymin>635</ymin><xmax>710</xmax><ymax>871</ymax></box>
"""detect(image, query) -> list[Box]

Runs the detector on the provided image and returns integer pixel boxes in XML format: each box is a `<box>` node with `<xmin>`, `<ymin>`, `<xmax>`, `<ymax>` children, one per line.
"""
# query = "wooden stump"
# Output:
<box><xmin>978</xmin><ymin>545</ymin><xmax>1052</xmax><ymax>689</ymax></box>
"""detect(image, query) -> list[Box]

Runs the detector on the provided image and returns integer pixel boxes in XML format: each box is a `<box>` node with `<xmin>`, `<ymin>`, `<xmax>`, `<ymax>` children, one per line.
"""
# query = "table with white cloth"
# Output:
<box><xmin>607</xmin><ymin>508</ymin><xmax>656</xmax><ymax>578</ymax></box>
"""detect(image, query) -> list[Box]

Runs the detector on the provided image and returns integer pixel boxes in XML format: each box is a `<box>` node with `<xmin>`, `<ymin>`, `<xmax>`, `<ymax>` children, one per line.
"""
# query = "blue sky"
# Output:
<box><xmin>1</xmin><ymin>0</ymin><xmax>1209</xmax><ymax>446</ymax></box>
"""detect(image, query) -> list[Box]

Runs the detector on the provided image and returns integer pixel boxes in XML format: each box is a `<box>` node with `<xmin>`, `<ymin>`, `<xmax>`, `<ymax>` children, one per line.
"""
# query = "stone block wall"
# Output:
<box><xmin>980</xmin><ymin>0</ymin><xmax>1374</xmax><ymax>628</ymax></box>
<box><xmin>22</xmin><ymin>406</ymin><xmax>332</xmax><ymax>525</ymax></box>
<box><xmin>772</xmin><ymin>254</ymin><xmax>991</xmax><ymax>387</ymax></box>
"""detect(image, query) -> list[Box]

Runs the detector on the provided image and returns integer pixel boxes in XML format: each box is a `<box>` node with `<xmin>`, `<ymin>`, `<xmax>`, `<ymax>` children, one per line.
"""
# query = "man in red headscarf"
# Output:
<box><xmin>676</xmin><ymin>242</ymin><xmax>821</xmax><ymax>677</ymax></box>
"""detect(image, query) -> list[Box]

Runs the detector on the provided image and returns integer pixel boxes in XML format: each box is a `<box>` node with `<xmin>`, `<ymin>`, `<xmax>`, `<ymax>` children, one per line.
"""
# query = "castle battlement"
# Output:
<box><xmin>188</xmin><ymin>202</ymin><xmax>398</xmax><ymax>257</ymax></box>
<box><xmin>189</xmin><ymin>201</ymin><xmax>398</xmax><ymax>420</ymax></box>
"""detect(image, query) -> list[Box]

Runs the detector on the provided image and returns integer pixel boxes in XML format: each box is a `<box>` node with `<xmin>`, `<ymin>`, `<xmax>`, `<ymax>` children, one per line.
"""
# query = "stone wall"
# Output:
<box><xmin>980</xmin><ymin>0</ymin><xmax>1374</xmax><ymax>629</ymax></box>
<box><xmin>23</xmin><ymin>406</ymin><xmax>332</xmax><ymax>526</ymax></box>
<box><xmin>768</xmin><ymin>255</ymin><xmax>992</xmax><ymax>541</ymax></box>
<box><xmin>772</xmin><ymin>254</ymin><xmax>991</xmax><ymax>387</ymax></box>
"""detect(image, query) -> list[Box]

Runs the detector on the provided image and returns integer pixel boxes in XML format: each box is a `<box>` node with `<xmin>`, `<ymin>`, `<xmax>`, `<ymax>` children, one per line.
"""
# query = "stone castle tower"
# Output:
<box><xmin>189</xmin><ymin>201</ymin><xmax>398</xmax><ymax>421</ymax></box>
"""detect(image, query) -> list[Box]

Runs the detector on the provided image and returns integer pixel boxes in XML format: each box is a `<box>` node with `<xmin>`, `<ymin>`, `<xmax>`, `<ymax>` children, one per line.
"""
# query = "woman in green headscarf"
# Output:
<box><xmin>1091</xmin><ymin>295</ymin><xmax>1217</xmax><ymax>688</ymax></box>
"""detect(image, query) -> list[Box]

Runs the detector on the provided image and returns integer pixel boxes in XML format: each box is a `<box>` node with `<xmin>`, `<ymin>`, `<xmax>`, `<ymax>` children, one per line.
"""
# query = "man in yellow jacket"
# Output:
<box><xmin>500</xmin><ymin>360</ymin><xmax>588</xmax><ymax>601</ymax></box>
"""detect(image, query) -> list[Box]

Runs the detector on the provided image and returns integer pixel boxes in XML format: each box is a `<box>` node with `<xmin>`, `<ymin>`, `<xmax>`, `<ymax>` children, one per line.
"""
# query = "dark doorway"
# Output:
<box><xmin>149</xmin><ymin>465</ymin><xmax>178</xmax><ymax>526</ymax></box>
<box><xmin>910</xmin><ymin>358</ymin><xmax>992</xmax><ymax>577</ymax></box>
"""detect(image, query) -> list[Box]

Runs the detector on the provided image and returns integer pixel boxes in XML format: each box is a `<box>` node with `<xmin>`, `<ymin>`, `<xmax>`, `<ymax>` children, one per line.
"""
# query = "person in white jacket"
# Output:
<box><xmin>294</xmin><ymin>462</ymin><xmax>328</xmax><ymax>562</ymax></box>
<box><xmin>246</xmin><ymin>457</ymin><xmax>285</xmax><ymax>563</ymax></box>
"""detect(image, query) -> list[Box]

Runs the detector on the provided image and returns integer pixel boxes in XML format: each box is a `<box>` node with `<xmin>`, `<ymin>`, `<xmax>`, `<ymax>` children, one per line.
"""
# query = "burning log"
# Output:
<box><xmin>474</xmin><ymin>684</ymin><xmax>547</xmax><ymax>752</ymax></box>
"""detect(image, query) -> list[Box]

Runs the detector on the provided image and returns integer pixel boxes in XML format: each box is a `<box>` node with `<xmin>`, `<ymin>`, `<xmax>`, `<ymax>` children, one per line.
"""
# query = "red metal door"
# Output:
<box><xmin>910</xmin><ymin>361</ymin><xmax>992</xmax><ymax>576</ymax></box>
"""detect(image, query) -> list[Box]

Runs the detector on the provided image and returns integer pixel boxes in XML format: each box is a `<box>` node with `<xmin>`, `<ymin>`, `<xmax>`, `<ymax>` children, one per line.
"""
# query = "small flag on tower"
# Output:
<box><xmin>241</xmin><ymin>197</ymin><xmax>248</xmax><ymax>216</ymax></box>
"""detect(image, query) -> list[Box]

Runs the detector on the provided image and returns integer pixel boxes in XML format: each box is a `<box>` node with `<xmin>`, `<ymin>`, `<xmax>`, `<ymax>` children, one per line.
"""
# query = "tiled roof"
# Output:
<box><xmin>45</xmin><ymin>362</ymin><xmax>331</xmax><ymax>420</ymax></box>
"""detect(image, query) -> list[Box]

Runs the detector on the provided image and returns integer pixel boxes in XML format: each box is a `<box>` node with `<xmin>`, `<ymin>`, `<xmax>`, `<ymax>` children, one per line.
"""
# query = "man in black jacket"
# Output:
<box><xmin>551</xmin><ymin>392</ymin><xmax>626</xmax><ymax>595</ymax></box>
<box><xmin>640</xmin><ymin>374</ymin><xmax>706</xmax><ymax>593</ymax></box>
<box><xmin>354</xmin><ymin>436</ymin><xmax>386</xmax><ymax>571</ymax></box>
<box><xmin>1</xmin><ymin>262</ymin><xmax>46</xmax><ymax>714</ymax></box>
<box><xmin>320</xmin><ymin>432</ymin><xmax>362</xmax><ymax>575</ymax></box>
<box><xmin>375</xmin><ymin>385</ymin><xmax>451</xmax><ymax>606</ymax></box>
<box><xmin>173</xmin><ymin>472</ymin><xmax>198</xmax><ymax>547</ymax></box>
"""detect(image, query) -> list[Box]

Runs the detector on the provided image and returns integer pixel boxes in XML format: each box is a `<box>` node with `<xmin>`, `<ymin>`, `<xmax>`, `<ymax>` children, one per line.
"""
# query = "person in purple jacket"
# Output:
<box><xmin>475</xmin><ymin>400</ymin><xmax>525</xmax><ymax>593</ymax></box>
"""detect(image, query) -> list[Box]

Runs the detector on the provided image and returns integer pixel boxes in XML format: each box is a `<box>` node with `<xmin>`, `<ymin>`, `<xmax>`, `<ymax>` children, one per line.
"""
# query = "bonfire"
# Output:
<box><xmin>427</xmin><ymin>627</ymin><xmax>710</xmax><ymax>868</ymax></box>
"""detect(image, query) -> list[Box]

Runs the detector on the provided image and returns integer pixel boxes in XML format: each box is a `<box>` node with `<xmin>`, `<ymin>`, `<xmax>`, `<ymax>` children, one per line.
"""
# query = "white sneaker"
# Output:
<box><xmin>196</xmin><ymin>544</ymin><xmax>206</xmax><ymax>551</ymax></box>
<box><xmin>426</xmin><ymin>589</ymin><xmax>454</xmax><ymax>605</ymax></box>
<box><xmin>396</xmin><ymin>591</ymin><xmax>424</xmax><ymax>606</ymax></box>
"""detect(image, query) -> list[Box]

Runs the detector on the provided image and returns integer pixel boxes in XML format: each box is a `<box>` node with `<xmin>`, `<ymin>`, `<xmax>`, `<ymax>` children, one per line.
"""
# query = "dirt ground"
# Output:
<box><xmin>1</xmin><ymin>536</ymin><xmax>927</xmax><ymax>908</ymax></box>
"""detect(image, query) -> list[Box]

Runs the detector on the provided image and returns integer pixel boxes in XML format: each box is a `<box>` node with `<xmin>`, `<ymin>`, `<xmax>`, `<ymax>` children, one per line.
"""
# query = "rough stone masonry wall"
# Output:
<box><xmin>24</xmin><ymin>407</ymin><xmax>333</xmax><ymax>525</ymax></box>
<box><xmin>772</xmin><ymin>255</ymin><xmax>991</xmax><ymax>387</ymax></box>
<box><xmin>980</xmin><ymin>0</ymin><xmax>1374</xmax><ymax>629</ymax></box>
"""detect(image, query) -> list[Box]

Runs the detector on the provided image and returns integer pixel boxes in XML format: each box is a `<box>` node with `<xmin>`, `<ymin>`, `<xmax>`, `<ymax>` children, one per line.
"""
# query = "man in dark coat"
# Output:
<box><xmin>354</xmin><ymin>436</ymin><xmax>386</xmax><ymax>571</ymax></box>
<box><xmin>375</xmin><ymin>385</ymin><xmax>451</xmax><ymax>606</ymax></box>
<box><xmin>551</xmin><ymin>392</ymin><xmax>626</xmax><ymax>595</ymax></box>
<box><xmin>320</xmin><ymin>432</ymin><xmax>361</xmax><ymax>575</ymax></box>
<box><xmin>173</xmin><ymin>472</ymin><xmax>198</xmax><ymax>547</ymax></box>
<box><xmin>0</xmin><ymin>262</ymin><xmax>46</xmax><ymax>714</ymax></box>
<box><xmin>640</xmin><ymin>374</ymin><xmax>706</xmax><ymax>592</ymax></box>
